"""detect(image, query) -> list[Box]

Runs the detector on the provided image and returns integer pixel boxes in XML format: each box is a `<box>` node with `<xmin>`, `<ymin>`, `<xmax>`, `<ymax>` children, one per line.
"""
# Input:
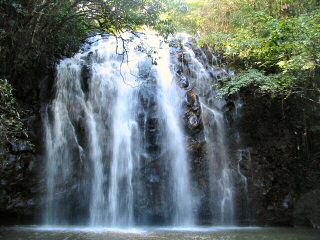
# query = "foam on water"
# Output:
<box><xmin>7</xmin><ymin>225</ymin><xmax>261</xmax><ymax>234</ymax></box>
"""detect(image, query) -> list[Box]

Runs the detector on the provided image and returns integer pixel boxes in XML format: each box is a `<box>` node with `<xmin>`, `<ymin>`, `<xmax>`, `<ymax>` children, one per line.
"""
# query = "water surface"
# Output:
<box><xmin>1</xmin><ymin>226</ymin><xmax>319</xmax><ymax>240</ymax></box>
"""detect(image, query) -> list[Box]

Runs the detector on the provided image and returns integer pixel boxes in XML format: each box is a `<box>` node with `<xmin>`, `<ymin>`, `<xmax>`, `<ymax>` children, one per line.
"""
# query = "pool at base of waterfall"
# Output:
<box><xmin>1</xmin><ymin>226</ymin><xmax>319</xmax><ymax>240</ymax></box>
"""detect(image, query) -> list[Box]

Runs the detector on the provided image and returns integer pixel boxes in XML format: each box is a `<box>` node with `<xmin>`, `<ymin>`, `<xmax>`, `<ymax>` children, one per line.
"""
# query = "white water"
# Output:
<box><xmin>43</xmin><ymin>31</ymin><xmax>247</xmax><ymax>227</ymax></box>
<box><xmin>176</xmin><ymin>34</ymin><xmax>235</xmax><ymax>224</ymax></box>
<box><xmin>44</xmin><ymin>57</ymin><xmax>86</xmax><ymax>224</ymax></box>
<box><xmin>44</xmin><ymin>33</ymin><xmax>195</xmax><ymax>226</ymax></box>
<box><xmin>156</xmin><ymin>41</ymin><xmax>195</xmax><ymax>225</ymax></box>
<box><xmin>202</xmin><ymin>103</ymin><xmax>234</xmax><ymax>224</ymax></box>
<box><xmin>5</xmin><ymin>225</ymin><xmax>261</xmax><ymax>235</ymax></box>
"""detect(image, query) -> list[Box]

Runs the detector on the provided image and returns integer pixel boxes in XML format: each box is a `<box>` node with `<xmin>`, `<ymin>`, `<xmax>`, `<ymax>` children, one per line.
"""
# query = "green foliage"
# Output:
<box><xmin>153</xmin><ymin>18</ymin><xmax>176</xmax><ymax>39</ymax></box>
<box><xmin>0</xmin><ymin>0</ymin><xmax>169</xmax><ymax>147</ymax></box>
<box><xmin>170</xmin><ymin>0</ymin><xmax>320</xmax><ymax>98</ymax></box>
<box><xmin>0</xmin><ymin>0</ymin><xmax>89</xmax><ymax>94</ymax></box>
<box><xmin>202</xmin><ymin>11</ymin><xmax>320</xmax><ymax>96</ymax></box>
<box><xmin>204</xmin><ymin>11</ymin><xmax>320</xmax><ymax>73</ymax></box>
<box><xmin>148</xmin><ymin>0</ymin><xmax>198</xmax><ymax>35</ymax></box>
<box><xmin>0</xmin><ymin>79</ymin><xmax>28</xmax><ymax>144</ymax></box>
<box><xmin>76</xmin><ymin>0</ymin><xmax>165</xmax><ymax>33</ymax></box>
<box><xmin>0</xmin><ymin>0</ymin><xmax>167</xmax><ymax>92</ymax></box>
<box><xmin>219</xmin><ymin>69</ymin><xmax>289</xmax><ymax>96</ymax></box>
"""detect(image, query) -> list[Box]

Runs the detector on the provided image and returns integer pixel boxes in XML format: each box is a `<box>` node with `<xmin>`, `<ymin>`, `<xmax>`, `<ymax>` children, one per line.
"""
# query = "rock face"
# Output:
<box><xmin>134</xmin><ymin>83</ymin><xmax>169</xmax><ymax>224</ymax></box>
<box><xmin>133</xmin><ymin>59</ymin><xmax>207</xmax><ymax>224</ymax></box>
<box><xmin>1</xmin><ymin>35</ymin><xmax>320</xmax><ymax>228</ymax></box>
<box><xmin>232</xmin><ymin>90</ymin><xmax>320</xmax><ymax>227</ymax></box>
<box><xmin>294</xmin><ymin>189</ymin><xmax>320</xmax><ymax>229</ymax></box>
<box><xmin>0</xmin><ymin>114</ymin><xmax>43</xmax><ymax>225</ymax></box>
<box><xmin>176</xmin><ymin>35</ymin><xmax>320</xmax><ymax>228</ymax></box>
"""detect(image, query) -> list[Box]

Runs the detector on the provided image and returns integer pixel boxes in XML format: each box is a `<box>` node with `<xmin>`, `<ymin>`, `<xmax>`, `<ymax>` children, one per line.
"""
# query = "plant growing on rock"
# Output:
<box><xmin>0</xmin><ymin>79</ymin><xmax>28</xmax><ymax>146</ymax></box>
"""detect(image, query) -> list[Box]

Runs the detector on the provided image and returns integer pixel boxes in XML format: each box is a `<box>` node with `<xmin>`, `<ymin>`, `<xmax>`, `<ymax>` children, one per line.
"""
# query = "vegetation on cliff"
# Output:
<box><xmin>164</xmin><ymin>1</ymin><xmax>320</xmax><ymax>226</ymax></box>
<box><xmin>0</xmin><ymin>0</ymin><xmax>169</xmax><ymax>146</ymax></box>
<box><xmin>167</xmin><ymin>0</ymin><xmax>320</xmax><ymax>100</ymax></box>
<box><xmin>1</xmin><ymin>0</ymin><xmax>320</xmax><ymax>228</ymax></box>
<box><xmin>0</xmin><ymin>79</ymin><xmax>28</xmax><ymax>147</ymax></box>
<box><xmin>1</xmin><ymin>0</ymin><xmax>319</xmax><ymax>148</ymax></box>
<box><xmin>0</xmin><ymin>0</ymin><xmax>167</xmax><ymax>94</ymax></box>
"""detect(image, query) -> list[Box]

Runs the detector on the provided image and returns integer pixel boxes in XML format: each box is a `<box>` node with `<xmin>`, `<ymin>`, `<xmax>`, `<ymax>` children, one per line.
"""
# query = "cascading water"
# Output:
<box><xmin>176</xmin><ymin>34</ymin><xmax>236</xmax><ymax>224</ymax></box>
<box><xmin>156</xmin><ymin>44</ymin><xmax>195</xmax><ymax>226</ymax></box>
<box><xmin>44</xmin><ymin>33</ymin><xmax>195</xmax><ymax>227</ymax></box>
<box><xmin>202</xmin><ymin>104</ymin><xmax>234</xmax><ymax>224</ymax></box>
<box><xmin>43</xmin><ymin>31</ymin><xmax>247</xmax><ymax>227</ymax></box>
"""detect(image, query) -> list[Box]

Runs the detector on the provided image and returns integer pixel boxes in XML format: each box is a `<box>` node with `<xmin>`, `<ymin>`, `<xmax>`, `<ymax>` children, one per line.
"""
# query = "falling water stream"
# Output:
<box><xmin>43</xmin><ymin>32</ymin><xmax>242</xmax><ymax>227</ymax></box>
<box><xmin>177</xmin><ymin>34</ymin><xmax>235</xmax><ymax>224</ymax></box>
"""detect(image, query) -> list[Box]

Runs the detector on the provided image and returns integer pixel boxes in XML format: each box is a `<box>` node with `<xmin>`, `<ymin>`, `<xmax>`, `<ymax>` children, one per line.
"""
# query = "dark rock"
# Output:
<box><xmin>80</xmin><ymin>64</ymin><xmax>91</xmax><ymax>93</ymax></box>
<box><xmin>178</xmin><ymin>76</ymin><xmax>189</xmax><ymax>89</ymax></box>
<box><xmin>233</xmin><ymin>89</ymin><xmax>320</xmax><ymax>226</ymax></box>
<box><xmin>188</xmin><ymin>114</ymin><xmax>200</xmax><ymax>129</ymax></box>
<box><xmin>2</xmin><ymin>35</ymin><xmax>319</xmax><ymax>228</ymax></box>
<box><xmin>294</xmin><ymin>189</ymin><xmax>320</xmax><ymax>229</ymax></box>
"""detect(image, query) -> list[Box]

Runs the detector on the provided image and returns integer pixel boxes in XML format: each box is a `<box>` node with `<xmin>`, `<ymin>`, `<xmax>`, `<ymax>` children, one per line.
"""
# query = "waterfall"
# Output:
<box><xmin>202</xmin><ymin>104</ymin><xmax>234</xmax><ymax>224</ymax></box>
<box><xmin>156</xmin><ymin>42</ymin><xmax>195</xmax><ymax>226</ymax></box>
<box><xmin>44</xmin><ymin>33</ymin><xmax>195</xmax><ymax>226</ymax></box>
<box><xmin>176</xmin><ymin>34</ymin><xmax>235</xmax><ymax>224</ymax></box>
<box><xmin>43</xmin><ymin>32</ymin><xmax>245</xmax><ymax>227</ymax></box>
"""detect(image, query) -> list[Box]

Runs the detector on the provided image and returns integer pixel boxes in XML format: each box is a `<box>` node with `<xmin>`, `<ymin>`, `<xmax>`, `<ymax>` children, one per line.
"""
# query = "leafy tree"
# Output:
<box><xmin>0</xmin><ymin>0</ymin><xmax>169</xmax><ymax>147</ymax></box>
<box><xmin>169</xmin><ymin>0</ymin><xmax>320</xmax><ymax>100</ymax></box>
<box><xmin>0</xmin><ymin>0</ymin><xmax>167</xmax><ymax>95</ymax></box>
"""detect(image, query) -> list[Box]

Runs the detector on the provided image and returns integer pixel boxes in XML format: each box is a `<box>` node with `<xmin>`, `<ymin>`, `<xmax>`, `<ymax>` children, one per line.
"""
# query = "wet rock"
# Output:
<box><xmin>178</xmin><ymin>76</ymin><xmax>189</xmax><ymax>89</ymax></box>
<box><xmin>10</xmin><ymin>141</ymin><xmax>32</xmax><ymax>153</ymax></box>
<box><xmin>234</xmin><ymin>89</ymin><xmax>320</xmax><ymax>226</ymax></box>
<box><xmin>188</xmin><ymin>114</ymin><xmax>200</xmax><ymax>129</ymax></box>
<box><xmin>138</xmin><ymin>59</ymin><xmax>153</xmax><ymax>79</ymax></box>
<box><xmin>26</xmin><ymin>199</ymin><xmax>35</xmax><ymax>208</ymax></box>
<box><xmin>147</xmin><ymin>118</ymin><xmax>158</xmax><ymax>132</ymax></box>
<box><xmin>0</xmin><ymin>140</ymin><xmax>41</xmax><ymax>225</ymax></box>
<box><xmin>27</xmin><ymin>159</ymin><xmax>35</xmax><ymax>172</ymax></box>
<box><xmin>294</xmin><ymin>189</ymin><xmax>320</xmax><ymax>229</ymax></box>
<box><xmin>186</xmin><ymin>91</ymin><xmax>200</xmax><ymax>108</ymax></box>
<box><xmin>80</xmin><ymin>64</ymin><xmax>91</xmax><ymax>93</ymax></box>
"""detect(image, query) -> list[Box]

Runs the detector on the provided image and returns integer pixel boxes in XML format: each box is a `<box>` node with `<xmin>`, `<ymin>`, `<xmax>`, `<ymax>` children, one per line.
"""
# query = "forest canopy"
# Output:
<box><xmin>0</xmin><ymin>0</ymin><xmax>169</xmax><ymax>90</ymax></box>
<box><xmin>1</xmin><ymin>0</ymin><xmax>320</xmax><ymax>148</ymax></box>
<box><xmin>166</xmin><ymin>0</ymin><xmax>320</xmax><ymax>99</ymax></box>
<box><xmin>1</xmin><ymin>0</ymin><xmax>320</xmax><ymax>103</ymax></box>
<box><xmin>0</xmin><ymin>0</ymin><xmax>170</xmax><ymax>143</ymax></box>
